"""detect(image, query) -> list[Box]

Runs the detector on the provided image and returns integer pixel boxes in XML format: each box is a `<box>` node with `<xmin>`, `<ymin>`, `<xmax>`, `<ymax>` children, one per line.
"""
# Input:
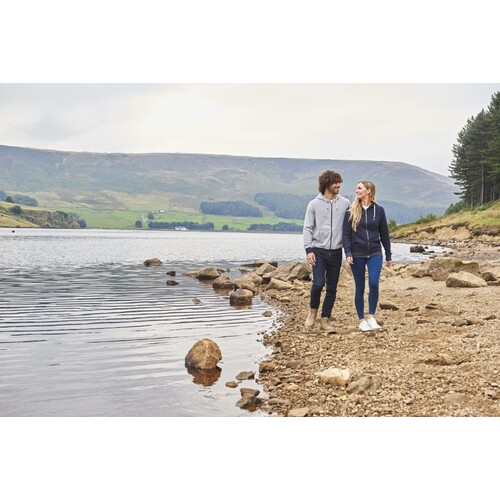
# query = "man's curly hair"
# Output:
<box><xmin>318</xmin><ymin>170</ymin><xmax>343</xmax><ymax>194</ymax></box>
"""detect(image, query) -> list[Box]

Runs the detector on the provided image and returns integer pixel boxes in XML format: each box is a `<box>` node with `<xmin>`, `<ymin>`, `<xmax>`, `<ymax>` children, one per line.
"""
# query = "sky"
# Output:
<box><xmin>1</xmin><ymin>83</ymin><xmax>499</xmax><ymax>177</ymax></box>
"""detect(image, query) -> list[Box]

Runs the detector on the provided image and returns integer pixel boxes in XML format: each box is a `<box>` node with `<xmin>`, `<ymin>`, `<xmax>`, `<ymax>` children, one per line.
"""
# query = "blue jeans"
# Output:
<box><xmin>309</xmin><ymin>248</ymin><xmax>342</xmax><ymax>318</ymax></box>
<box><xmin>350</xmin><ymin>255</ymin><xmax>383</xmax><ymax>319</ymax></box>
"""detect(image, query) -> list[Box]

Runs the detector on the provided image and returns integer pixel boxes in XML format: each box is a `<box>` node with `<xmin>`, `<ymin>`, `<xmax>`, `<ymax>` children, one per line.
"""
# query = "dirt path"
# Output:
<box><xmin>256</xmin><ymin>240</ymin><xmax>500</xmax><ymax>416</ymax></box>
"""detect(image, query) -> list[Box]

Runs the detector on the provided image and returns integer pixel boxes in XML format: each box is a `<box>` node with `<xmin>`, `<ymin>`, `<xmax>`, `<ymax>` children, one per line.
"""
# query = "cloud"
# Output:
<box><xmin>0</xmin><ymin>83</ymin><xmax>499</xmax><ymax>176</ymax></box>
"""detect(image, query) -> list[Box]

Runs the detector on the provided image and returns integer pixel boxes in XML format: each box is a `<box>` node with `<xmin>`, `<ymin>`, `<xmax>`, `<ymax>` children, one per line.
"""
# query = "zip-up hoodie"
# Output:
<box><xmin>303</xmin><ymin>193</ymin><xmax>351</xmax><ymax>253</ymax></box>
<box><xmin>342</xmin><ymin>202</ymin><xmax>392</xmax><ymax>261</ymax></box>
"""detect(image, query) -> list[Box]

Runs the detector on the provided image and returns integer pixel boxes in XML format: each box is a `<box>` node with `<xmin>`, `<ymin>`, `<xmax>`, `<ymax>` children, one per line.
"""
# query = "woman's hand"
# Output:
<box><xmin>345</xmin><ymin>256</ymin><xmax>353</xmax><ymax>265</ymax></box>
<box><xmin>386</xmin><ymin>260</ymin><xmax>392</xmax><ymax>268</ymax></box>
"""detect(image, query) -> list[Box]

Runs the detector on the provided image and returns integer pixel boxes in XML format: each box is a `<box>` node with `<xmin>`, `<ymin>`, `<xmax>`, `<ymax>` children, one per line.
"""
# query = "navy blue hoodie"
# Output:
<box><xmin>342</xmin><ymin>203</ymin><xmax>392</xmax><ymax>261</ymax></box>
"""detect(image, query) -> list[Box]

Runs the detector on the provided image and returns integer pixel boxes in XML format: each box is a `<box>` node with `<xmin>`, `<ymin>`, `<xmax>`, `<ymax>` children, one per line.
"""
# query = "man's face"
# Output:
<box><xmin>328</xmin><ymin>182</ymin><xmax>341</xmax><ymax>195</ymax></box>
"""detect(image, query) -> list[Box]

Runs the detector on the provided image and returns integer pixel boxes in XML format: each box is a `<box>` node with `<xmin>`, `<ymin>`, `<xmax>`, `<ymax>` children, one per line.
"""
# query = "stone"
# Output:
<box><xmin>225</xmin><ymin>381</ymin><xmax>238</xmax><ymax>388</ymax></box>
<box><xmin>196</xmin><ymin>267</ymin><xmax>221</xmax><ymax>280</ymax></box>
<box><xmin>166</xmin><ymin>270</ymin><xmax>176</xmax><ymax>276</ymax></box>
<box><xmin>233</xmin><ymin>277</ymin><xmax>258</xmax><ymax>294</ymax></box>
<box><xmin>379</xmin><ymin>301</ymin><xmax>399</xmax><ymax>310</ymax></box>
<box><xmin>481</xmin><ymin>271</ymin><xmax>498</xmax><ymax>282</ymax></box>
<box><xmin>428</xmin><ymin>257</ymin><xmax>480</xmax><ymax>281</ymax></box>
<box><xmin>229</xmin><ymin>289</ymin><xmax>254</xmax><ymax>306</ymax></box>
<box><xmin>287</xmin><ymin>407</ymin><xmax>310</xmax><ymax>417</ymax></box>
<box><xmin>410</xmin><ymin>245</ymin><xmax>425</xmax><ymax>253</ymax></box>
<box><xmin>184</xmin><ymin>338</ymin><xmax>222</xmax><ymax>370</ymax></box>
<box><xmin>166</xmin><ymin>280</ymin><xmax>179</xmax><ymax>286</ymax></box>
<box><xmin>259</xmin><ymin>361</ymin><xmax>277</xmax><ymax>373</ymax></box>
<box><xmin>255</xmin><ymin>262</ymin><xmax>277</xmax><ymax>276</ymax></box>
<box><xmin>235</xmin><ymin>370</ymin><xmax>255</xmax><ymax>380</ymax></box>
<box><xmin>444</xmin><ymin>392</ymin><xmax>466</xmax><ymax>406</ymax></box>
<box><xmin>316</xmin><ymin>367</ymin><xmax>351</xmax><ymax>387</ymax></box>
<box><xmin>143</xmin><ymin>257</ymin><xmax>162</xmax><ymax>266</ymax></box>
<box><xmin>346</xmin><ymin>376</ymin><xmax>381</xmax><ymax>394</ymax></box>
<box><xmin>240</xmin><ymin>388</ymin><xmax>260</xmax><ymax>397</ymax></box>
<box><xmin>267</xmin><ymin>278</ymin><xmax>294</xmax><ymax>291</ymax></box>
<box><xmin>446</xmin><ymin>271</ymin><xmax>488</xmax><ymax>288</ymax></box>
<box><xmin>412</xmin><ymin>268</ymin><xmax>430</xmax><ymax>278</ymax></box>
<box><xmin>212</xmin><ymin>275</ymin><xmax>234</xmax><ymax>289</ymax></box>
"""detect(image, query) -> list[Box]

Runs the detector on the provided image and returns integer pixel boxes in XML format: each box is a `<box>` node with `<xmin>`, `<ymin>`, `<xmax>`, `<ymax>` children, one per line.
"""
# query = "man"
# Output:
<box><xmin>303</xmin><ymin>170</ymin><xmax>351</xmax><ymax>332</ymax></box>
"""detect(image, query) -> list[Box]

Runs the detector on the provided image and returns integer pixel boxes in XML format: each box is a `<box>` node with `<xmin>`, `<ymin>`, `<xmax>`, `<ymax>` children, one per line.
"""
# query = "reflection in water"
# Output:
<box><xmin>186</xmin><ymin>366</ymin><xmax>222</xmax><ymax>386</ymax></box>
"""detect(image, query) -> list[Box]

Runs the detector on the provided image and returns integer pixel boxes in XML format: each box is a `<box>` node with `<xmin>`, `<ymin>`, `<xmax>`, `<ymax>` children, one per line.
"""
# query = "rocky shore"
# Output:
<box><xmin>253</xmin><ymin>239</ymin><xmax>500</xmax><ymax>417</ymax></box>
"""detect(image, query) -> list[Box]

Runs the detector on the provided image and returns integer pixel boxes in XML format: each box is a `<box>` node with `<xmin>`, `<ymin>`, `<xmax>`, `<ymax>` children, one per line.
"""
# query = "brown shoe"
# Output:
<box><xmin>304</xmin><ymin>308</ymin><xmax>318</xmax><ymax>329</ymax></box>
<box><xmin>320</xmin><ymin>317</ymin><xmax>336</xmax><ymax>333</ymax></box>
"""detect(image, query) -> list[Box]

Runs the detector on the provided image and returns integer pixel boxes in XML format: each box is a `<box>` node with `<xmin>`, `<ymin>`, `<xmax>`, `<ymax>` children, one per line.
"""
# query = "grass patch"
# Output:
<box><xmin>392</xmin><ymin>200</ymin><xmax>500</xmax><ymax>237</ymax></box>
<box><xmin>57</xmin><ymin>206</ymin><xmax>304</xmax><ymax>230</ymax></box>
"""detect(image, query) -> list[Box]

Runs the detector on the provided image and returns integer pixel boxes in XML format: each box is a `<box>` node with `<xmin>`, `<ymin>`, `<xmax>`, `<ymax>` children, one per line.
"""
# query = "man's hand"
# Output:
<box><xmin>386</xmin><ymin>260</ymin><xmax>393</xmax><ymax>268</ymax></box>
<box><xmin>345</xmin><ymin>256</ymin><xmax>353</xmax><ymax>265</ymax></box>
<box><xmin>306</xmin><ymin>252</ymin><xmax>316</xmax><ymax>266</ymax></box>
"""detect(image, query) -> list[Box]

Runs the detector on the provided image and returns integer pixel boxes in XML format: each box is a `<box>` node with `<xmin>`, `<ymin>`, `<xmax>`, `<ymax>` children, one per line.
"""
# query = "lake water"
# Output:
<box><xmin>0</xmin><ymin>228</ymin><xmax>445</xmax><ymax>417</ymax></box>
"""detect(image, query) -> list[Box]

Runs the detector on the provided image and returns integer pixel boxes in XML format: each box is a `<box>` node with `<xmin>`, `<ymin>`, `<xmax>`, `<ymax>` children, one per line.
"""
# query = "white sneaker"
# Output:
<box><xmin>366</xmin><ymin>317</ymin><xmax>381</xmax><ymax>329</ymax></box>
<box><xmin>359</xmin><ymin>320</ymin><xmax>372</xmax><ymax>332</ymax></box>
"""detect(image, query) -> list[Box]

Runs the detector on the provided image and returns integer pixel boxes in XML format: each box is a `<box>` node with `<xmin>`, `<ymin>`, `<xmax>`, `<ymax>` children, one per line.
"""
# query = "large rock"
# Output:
<box><xmin>268</xmin><ymin>261</ymin><xmax>312</xmax><ymax>282</ymax></box>
<box><xmin>212</xmin><ymin>275</ymin><xmax>234</xmax><ymax>289</ymax></box>
<box><xmin>242</xmin><ymin>260</ymin><xmax>278</xmax><ymax>268</ymax></box>
<box><xmin>255</xmin><ymin>262</ymin><xmax>277</xmax><ymax>276</ymax></box>
<box><xmin>267</xmin><ymin>278</ymin><xmax>294</xmax><ymax>291</ymax></box>
<box><xmin>185</xmin><ymin>338</ymin><xmax>222</xmax><ymax>370</ymax></box>
<box><xmin>233</xmin><ymin>277</ymin><xmax>258</xmax><ymax>294</ymax></box>
<box><xmin>428</xmin><ymin>257</ymin><xmax>480</xmax><ymax>281</ymax></box>
<box><xmin>196</xmin><ymin>267</ymin><xmax>222</xmax><ymax>280</ymax></box>
<box><xmin>446</xmin><ymin>271</ymin><xmax>488</xmax><ymax>288</ymax></box>
<box><xmin>229</xmin><ymin>289</ymin><xmax>253</xmax><ymax>306</ymax></box>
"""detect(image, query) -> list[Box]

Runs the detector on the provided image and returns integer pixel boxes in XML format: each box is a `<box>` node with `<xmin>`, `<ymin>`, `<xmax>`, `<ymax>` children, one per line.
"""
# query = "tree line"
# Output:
<box><xmin>248</xmin><ymin>222</ymin><xmax>303</xmax><ymax>232</ymax></box>
<box><xmin>449</xmin><ymin>91</ymin><xmax>500</xmax><ymax>207</ymax></box>
<box><xmin>1</xmin><ymin>191</ymin><xmax>39</xmax><ymax>206</ymax></box>
<box><xmin>200</xmin><ymin>200</ymin><xmax>262</xmax><ymax>217</ymax></box>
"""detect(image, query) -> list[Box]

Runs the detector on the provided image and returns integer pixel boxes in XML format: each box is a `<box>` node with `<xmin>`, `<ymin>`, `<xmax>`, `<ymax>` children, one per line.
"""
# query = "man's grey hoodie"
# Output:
<box><xmin>303</xmin><ymin>193</ymin><xmax>351</xmax><ymax>253</ymax></box>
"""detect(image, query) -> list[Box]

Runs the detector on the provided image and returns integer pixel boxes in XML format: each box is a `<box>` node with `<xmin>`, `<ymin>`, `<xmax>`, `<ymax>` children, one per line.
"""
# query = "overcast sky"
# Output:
<box><xmin>1</xmin><ymin>83</ymin><xmax>498</xmax><ymax>177</ymax></box>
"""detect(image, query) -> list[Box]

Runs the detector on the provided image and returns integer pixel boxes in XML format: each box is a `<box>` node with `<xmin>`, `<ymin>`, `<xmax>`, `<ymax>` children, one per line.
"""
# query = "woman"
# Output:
<box><xmin>343</xmin><ymin>180</ymin><xmax>392</xmax><ymax>332</ymax></box>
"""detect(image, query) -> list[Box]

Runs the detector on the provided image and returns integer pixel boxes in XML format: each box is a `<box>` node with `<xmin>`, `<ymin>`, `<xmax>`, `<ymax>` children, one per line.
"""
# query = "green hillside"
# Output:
<box><xmin>391</xmin><ymin>200</ymin><xmax>500</xmax><ymax>239</ymax></box>
<box><xmin>0</xmin><ymin>201</ymin><xmax>80</xmax><ymax>228</ymax></box>
<box><xmin>0</xmin><ymin>145</ymin><xmax>458</xmax><ymax>228</ymax></box>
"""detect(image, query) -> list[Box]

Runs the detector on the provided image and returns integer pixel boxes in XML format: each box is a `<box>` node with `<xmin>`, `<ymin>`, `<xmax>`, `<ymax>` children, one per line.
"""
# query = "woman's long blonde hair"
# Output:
<box><xmin>348</xmin><ymin>180</ymin><xmax>376</xmax><ymax>231</ymax></box>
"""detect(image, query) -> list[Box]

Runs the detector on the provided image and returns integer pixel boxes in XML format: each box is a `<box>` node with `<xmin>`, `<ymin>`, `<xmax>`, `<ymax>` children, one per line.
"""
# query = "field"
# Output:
<box><xmin>57</xmin><ymin>206</ymin><xmax>304</xmax><ymax>231</ymax></box>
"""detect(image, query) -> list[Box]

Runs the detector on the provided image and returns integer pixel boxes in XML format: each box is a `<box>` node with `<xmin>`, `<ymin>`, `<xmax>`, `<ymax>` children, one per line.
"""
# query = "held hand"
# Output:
<box><xmin>306</xmin><ymin>252</ymin><xmax>316</xmax><ymax>266</ymax></box>
<box><xmin>346</xmin><ymin>256</ymin><xmax>353</xmax><ymax>266</ymax></box>
<box><xmin>386</xmin><ymin>260</ymin><xmax>392</xmax><ymax>268</ymax></box>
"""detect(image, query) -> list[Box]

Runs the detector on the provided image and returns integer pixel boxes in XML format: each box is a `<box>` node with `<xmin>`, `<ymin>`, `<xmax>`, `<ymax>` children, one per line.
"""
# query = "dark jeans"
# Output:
<box><xmin>309</xmin><ymin>248</ymin><xmax>342</xmax><ymax>318</ymax></box>
<box><xmin>350</xmin><ymin>255</ymin><xmax>383</xmax><ymax>319</ymax></box>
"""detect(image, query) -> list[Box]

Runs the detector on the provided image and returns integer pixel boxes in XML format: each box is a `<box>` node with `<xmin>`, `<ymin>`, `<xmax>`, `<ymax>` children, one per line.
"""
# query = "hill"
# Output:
<box><xmin>391</xmin><ymin>200</ymin><xmax>500</xmax><ymax>243</ymax></box>
<box><xmin>0</xmin><ymin>201</ymin><xmax>80</xmax><ymax>229</ymax></box>
<box><xmin>0</xmin><ymin>144</ymin><xmax>459</xmax><ymax>228</ymax></box>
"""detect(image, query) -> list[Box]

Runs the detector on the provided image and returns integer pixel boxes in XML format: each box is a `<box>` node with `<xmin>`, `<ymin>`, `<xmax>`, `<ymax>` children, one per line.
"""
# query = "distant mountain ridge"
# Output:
<box><xmin>0</xmin><ymin>144</ymin><xmax>458</xmax><ymax>220</ymax></box>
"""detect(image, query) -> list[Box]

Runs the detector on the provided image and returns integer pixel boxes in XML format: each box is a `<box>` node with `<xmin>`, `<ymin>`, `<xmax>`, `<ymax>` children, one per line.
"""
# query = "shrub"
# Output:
<box><xmin>415</xmin><ymin>213</ymin><xmax>437</xmax><ymax>224</ymax></box>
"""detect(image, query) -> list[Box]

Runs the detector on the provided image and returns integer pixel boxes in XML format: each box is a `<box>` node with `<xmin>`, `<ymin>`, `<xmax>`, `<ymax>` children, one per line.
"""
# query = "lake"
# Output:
<box><xmin>0</xmin><ymin>228</ymin><xmax>445</xmax><ymax>416</ymax></box>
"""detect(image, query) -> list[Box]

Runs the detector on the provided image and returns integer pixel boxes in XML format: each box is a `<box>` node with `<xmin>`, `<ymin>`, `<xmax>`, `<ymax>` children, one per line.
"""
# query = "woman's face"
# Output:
<box><xmin>355</xmin><ymin>182</ymin><xmax>371</xmax><ymax>200</ymax></box>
